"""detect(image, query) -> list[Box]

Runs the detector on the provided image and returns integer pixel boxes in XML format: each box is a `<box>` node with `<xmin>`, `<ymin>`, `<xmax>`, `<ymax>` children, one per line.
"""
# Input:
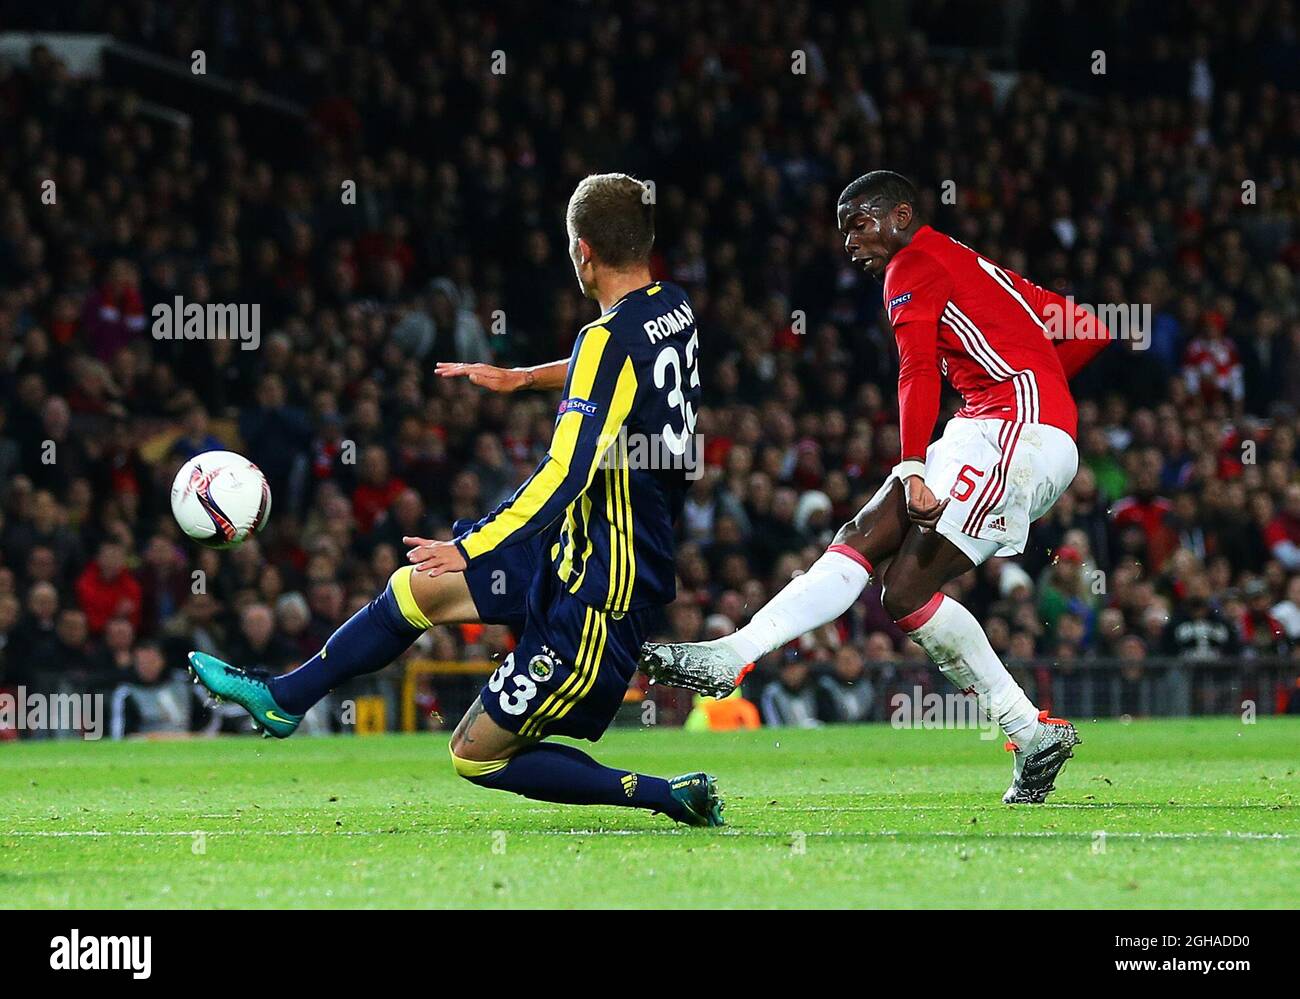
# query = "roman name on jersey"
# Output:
<box><xmin>642</xmin><ymin>300</ymin><xmax>696</xmax><ymax>343</ymax></box>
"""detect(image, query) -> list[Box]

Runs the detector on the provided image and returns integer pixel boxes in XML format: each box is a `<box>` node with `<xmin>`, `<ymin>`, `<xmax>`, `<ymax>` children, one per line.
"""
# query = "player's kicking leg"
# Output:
<box><xmin>878</xmin><ymin>525</ymin><xmax>1079</xmax><ymax>804</ymax></box>
<box><xmin>188</xmin><ymin>564</ymin><xmax>477</xmax><ymax>737</ymax></box>
<box><xmin>643</xmin><ymin>415</ymin><xmax>1081</xmax><ymax>803</ymax></box>
<box><xmin>640</xmin><ymin>476</ymin><xmax>910</xmax><ymax>695</ymax></box>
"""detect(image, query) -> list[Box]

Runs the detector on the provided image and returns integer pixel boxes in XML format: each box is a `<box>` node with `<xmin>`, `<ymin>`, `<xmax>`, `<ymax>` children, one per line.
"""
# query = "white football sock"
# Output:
<box><xmin>899</xmin><ymin>594</ymin><xmax>1041</xmax><ymax>744</ymax></box>
<box><xmin>710</xmin><ymin>547</ymin><xmax>872</xmax><ymax>664</ymax></box>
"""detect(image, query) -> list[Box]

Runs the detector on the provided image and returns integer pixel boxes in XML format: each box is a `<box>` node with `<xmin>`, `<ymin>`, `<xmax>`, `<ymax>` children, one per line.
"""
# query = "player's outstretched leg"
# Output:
<box><xmin>880</xmin><ymin>527</ymin><xmax>1080</xmax><ymax>803</ymax></box>
<box><xmin>449</xmin><ymin>699</ymin><xmax>724</xmax><ymax>827</ymax></box>
<box><xmin>189</xmin><ymin>566</ymin><xmax>474</xmax><ymax>737</ymax></box>
<box><xmin>640</xmin><ymin>477</ymin><xmax>909</xmax><ymax>695</ymax></box>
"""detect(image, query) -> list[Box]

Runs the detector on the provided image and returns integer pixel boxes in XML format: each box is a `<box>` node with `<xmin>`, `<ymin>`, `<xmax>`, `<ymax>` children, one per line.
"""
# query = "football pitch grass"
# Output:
<box><xmin>2</xmin><ymin>717</ymin><xmax>1296</xmax><ymax>909</ymax></box>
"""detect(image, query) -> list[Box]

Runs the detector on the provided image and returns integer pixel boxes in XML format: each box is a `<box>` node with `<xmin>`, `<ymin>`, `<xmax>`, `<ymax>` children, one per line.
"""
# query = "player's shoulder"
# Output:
<box><xmin>883</xmin><ymin>227</ymin><xmax>956</xmax><ymax>314</ymax></box>
<box><xmin>587</xmin><ymin>281</ymin><xmax>697</xmax><ymax>357</ymax></box>
<box><xmin>886</xmin><ymin>226</ymin><xmax>957</xmax><ymax>288</ymax></box>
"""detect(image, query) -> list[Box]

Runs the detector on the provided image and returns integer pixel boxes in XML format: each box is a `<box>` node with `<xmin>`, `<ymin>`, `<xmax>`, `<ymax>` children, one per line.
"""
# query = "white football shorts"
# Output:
<box><xmin>922</xmin><ymin>417</ymin><xmax>1078</xmax><ymax>566</ymax></box>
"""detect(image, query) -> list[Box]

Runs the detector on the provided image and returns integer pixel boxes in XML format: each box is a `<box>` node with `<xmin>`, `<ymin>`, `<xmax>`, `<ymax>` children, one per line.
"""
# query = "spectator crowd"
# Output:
<box><xmin>1</xmin><ymin>0</ymin><xmax>1299</xmax><ymax>736</ymax></box>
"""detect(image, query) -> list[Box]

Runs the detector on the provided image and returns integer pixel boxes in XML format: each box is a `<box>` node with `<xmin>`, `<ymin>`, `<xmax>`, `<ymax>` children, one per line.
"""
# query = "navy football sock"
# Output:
<box><xmin>469</xmin><ymin>743</ymin><xmax>687</xmax><ymax>822</ymax></box>
<box><xmin>269</xmin><ymin>570</ymin><xmax>426</xmax><ymax>715</ymax></box>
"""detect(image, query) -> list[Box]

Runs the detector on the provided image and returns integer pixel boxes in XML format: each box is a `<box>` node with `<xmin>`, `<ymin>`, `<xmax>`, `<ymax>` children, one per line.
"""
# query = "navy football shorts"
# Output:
<box><xmin>454</xmin><ymin>519</ymin><xmax>648</xmax><ymax>742</ymax></box>
<box><xmin>455</xmin><ymin>517</ymin><xmax>540</xmax><ymax>632</ymax></box>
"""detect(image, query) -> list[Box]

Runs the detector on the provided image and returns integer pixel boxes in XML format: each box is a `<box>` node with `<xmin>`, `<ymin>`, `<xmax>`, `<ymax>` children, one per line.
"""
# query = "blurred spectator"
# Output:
<box><xmin>759</xmin><ymin>658</ymin><xmax>825</xmax><ymax>728</ymax></box>
<box><xmin>1273</xmin><ymin>576</ymin><xmax>1300</xmax><ymax>641</ymax></box>
<box><xmin>1163</xmin><ymin>577</ymin><xmax>1239</xmax><ymax>660</ymax></box>
<box><xmin>9</xmin><ymin>582</ymin><xmax>61</xmax><ymax>689</ymax></box>
<box><xmin>817</xmin><ymin>646</ymin><xmax>875</xmax><ymax>723</ymax></box>
<box><xmin>227</xmin><ymin>603</ymin><xmax>297</xmax><ymax>675</ymax></box>
<box><xmin>1037</xmin><ymin>546</ymin><xmax>1096</xmax><ymax>643</ymax></box>
<box><xmin>171</xmin><ymin>408</ymin><xmax>225</xmax><ymax>462</ymax></box>
<box><xmin>110</xmin><ymin>642</ymin><xmax>197</xmax><ymax>738</ymax></box>
<box><xmin>75</xmin><ymin>542</ymin><xmax>142</xmax><ymax>636</ymax></box>
<box><xmin>0</xmin><ymin>594</ymin><xmax>19</xmax><ymax>687</ymax></box>
<box><xmin>1265</xmin><ymin>484</ymin><xmax>1300</xmax><ymax>572</ymax></box>
<box><xmin>1183</xmin><ymin>314</ymin><xmax>1244</xmax><ymax>413</ymax></box>
<box><xmin>1238</xmin><ymin>579</ymin><xmax>1289</xmax><ymax>658</ymax></box>
<box><xmin>352</xmin><ymin>447</ymin><xmax>408</xmax><ymax>535</ymax></box>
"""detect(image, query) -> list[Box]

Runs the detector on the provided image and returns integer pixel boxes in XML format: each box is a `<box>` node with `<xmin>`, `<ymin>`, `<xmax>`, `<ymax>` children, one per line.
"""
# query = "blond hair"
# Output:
<box><xmin>566</xmin><ymin>173</ymin><xmax>655</xmax><ymax>268</ymax></box>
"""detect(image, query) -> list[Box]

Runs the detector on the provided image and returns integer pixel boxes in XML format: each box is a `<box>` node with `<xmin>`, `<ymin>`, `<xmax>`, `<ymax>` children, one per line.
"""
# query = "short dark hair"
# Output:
<box><xmin>566</xmin><ymin>173</ymin><xmax>655</xmax><ymax>268</ymax></box>
<box><xmin>838</xmin><ymin>170</ymin><xmax>919</xmax><ymax>213</ymax></box>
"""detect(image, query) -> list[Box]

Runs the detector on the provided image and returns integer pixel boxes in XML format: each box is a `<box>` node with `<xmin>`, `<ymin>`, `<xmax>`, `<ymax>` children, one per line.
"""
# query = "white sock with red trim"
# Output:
<box><xmin>710</xmin><ymin>545</ymin><xmax>872</xmax><ymax>664</ymax></box>
<box><xmin>896</xmin><ymin>593</ymin><xmax>1040</xmax><ymax>744</ymax></box>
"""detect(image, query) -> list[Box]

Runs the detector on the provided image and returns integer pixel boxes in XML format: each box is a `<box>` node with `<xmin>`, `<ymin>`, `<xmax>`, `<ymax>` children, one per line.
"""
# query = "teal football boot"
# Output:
<box><xmin>668</xmin><ymin>772</ymin><xmax>725</xmax><ymax>827</ymax></box>
<box><xmin>187</xmin><ymin>651</ymin><xmax>302</xmax><ymax>738</ymax></box>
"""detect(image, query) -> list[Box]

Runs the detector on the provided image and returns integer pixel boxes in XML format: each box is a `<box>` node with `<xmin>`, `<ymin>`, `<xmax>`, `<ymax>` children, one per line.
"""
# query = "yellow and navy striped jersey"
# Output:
<box><xmin>453</xmin><ymin>281</ymin><xmax>701</xmax><ymax>613</ymax></box>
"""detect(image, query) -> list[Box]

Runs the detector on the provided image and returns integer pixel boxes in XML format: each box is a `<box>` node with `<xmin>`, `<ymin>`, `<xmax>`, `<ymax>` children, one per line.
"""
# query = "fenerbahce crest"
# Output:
<box><xmin>528</xmin><ymin>649</ymin><xmax>559</xmax><ymax>682</ymax></box>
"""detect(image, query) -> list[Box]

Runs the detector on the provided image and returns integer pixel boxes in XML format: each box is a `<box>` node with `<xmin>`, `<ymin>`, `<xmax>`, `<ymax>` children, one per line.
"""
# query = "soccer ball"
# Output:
<box><xmin>170</xmin><ymin>450</ymin><xmax>272</xmax><ymax>549</ymax></box>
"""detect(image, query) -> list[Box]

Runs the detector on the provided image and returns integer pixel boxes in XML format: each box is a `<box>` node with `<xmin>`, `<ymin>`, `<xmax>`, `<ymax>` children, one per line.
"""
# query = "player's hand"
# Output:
<box><xmin>434</xmin><ymin>362</ymin><xmax>528</xmax><ymax>393</ymax></box>
<box><xmin>904</xmin><ymin>476</ymin><xmax>949</xmax><ymax>531</ymax></box>
<box><xmin>403</xmin><ymin>536</ymin><xmax>469</xmax><ymax>577</ymax></box>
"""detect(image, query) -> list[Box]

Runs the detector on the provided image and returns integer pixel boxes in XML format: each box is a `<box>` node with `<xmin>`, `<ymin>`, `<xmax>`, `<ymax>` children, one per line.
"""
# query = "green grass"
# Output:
<box><xmin>2</xmin><ymin>717</ymin><xmax>1297</xmax><ymax>908</ymax></box>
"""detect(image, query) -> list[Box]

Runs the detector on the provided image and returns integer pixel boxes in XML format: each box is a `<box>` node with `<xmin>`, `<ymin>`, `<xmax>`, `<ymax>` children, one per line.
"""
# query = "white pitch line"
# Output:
<box><xmin>0</xmin><ymin>829</ymin><xmax>1292</xmax><ymax>841</ymax></box>
<box><xmin>760</xmin><ymin>803</ymin><xmax>1296</xmax><ymax>811</ymax></box>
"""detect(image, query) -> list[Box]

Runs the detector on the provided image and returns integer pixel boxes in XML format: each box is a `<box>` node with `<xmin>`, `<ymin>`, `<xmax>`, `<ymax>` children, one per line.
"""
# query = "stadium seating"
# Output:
<box><xmin>1</xmin><ymin>1</ymin><xmax>1297</xmax><ymax>736</ymax></box>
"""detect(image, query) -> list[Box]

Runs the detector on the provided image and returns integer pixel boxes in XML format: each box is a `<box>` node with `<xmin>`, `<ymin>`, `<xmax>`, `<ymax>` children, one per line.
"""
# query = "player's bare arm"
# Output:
<box><xmin>434</xmin><ymin>359</ymin><xmax>569</xmax><ymax>392</ymax></box>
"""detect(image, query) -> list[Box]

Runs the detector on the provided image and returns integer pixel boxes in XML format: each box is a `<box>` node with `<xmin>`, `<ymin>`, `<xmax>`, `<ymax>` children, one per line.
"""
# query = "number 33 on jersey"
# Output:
<box><xmin>452</xmin><ymin>280</ymin><xmax>701</xmax><ymax>616</ymax></box>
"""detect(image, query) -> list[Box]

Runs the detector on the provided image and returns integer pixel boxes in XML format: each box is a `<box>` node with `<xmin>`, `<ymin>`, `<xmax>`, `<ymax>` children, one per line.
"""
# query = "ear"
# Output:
<box><xmin>893</xmin><ymin>201</ymin><xmax>914</xmax><ymax>231</ymax></box>
<box><xmin>576</xmin><ymin>236</ymin><xmax>594</xmax><ymax>266</ymax></box>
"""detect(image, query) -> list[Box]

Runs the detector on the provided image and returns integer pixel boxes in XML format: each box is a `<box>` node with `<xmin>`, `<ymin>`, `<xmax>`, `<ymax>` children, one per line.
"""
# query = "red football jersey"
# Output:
<box><xmin>883</xmin><ymin>225</ymin><xmax>1109</xmax><ymax>458</ymax></box>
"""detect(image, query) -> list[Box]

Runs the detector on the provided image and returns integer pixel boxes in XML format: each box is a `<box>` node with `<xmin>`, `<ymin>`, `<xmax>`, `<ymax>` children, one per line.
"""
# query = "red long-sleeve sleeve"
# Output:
<box><xmin>894</xmin><ymin>319</ymin><xmax>942</xmax><ymax>459</ymax></box>
<box><xmin>884</xmin><ymin>246</ymin><xmax>952</xmax><ymax>459</ymax></box>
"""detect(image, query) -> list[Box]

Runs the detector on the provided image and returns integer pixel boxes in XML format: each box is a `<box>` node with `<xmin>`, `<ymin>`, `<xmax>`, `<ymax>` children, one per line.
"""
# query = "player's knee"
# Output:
<box><xmin>399</xmin><ymin>566</ymin><xmax>469</xmax><ymax>628</ymax></box>
<box><xmin>880</xmin><ymin>575</ymin><xmax>931</xmax><ymax>623</ymax></box>
<box><xmin>446</xmin><ymin>723</ymin><xmax>477</xmax><ymax>763</ymax></box>
<box><xmin>448</xmin><ymin>742</ymin><xmax>510</xmax><ymax>784</ymax></box>
<box><xmin>389</xmin><ymin>566</ymin><xmax>435</xmax><ymax>630</ymax></box>
<box><xmin>879</xmin><ymin>582</ymin><xmax>907</xmax><ymax>622</ymax></box>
